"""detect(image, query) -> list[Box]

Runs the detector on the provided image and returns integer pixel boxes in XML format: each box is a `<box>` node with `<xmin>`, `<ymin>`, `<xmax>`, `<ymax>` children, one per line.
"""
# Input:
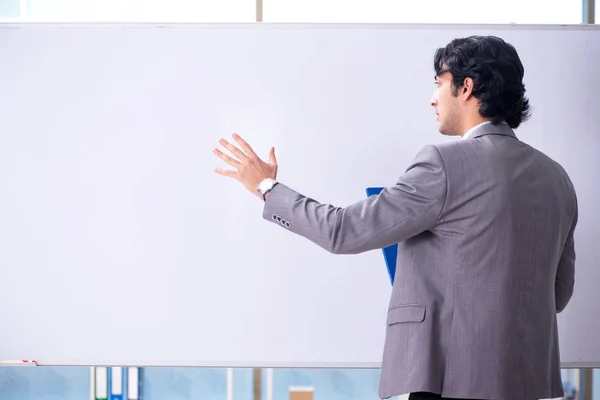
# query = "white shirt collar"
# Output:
<box><xmin>462</xmin><ymin>121</ymin><xmax>493</xmax><ymax>140</ymax></box>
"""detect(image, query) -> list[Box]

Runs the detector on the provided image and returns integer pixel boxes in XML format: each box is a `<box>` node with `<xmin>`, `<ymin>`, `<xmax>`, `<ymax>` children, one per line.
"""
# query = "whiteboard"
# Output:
<box><xmin>0</xmin><ymin>23</ymin><xmax>598</xmax><ymax>367</ymax></box>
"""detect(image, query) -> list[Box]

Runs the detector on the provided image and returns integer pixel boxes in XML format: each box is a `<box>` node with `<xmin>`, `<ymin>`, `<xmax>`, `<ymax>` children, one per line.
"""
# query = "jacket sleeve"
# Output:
<box><xmin>555</xmin><ymin>201</ymin><xmax>577</xmax><ymax>313</ymax></box>
<box><xmin>261</xmin><ymin>145</ymin><xmax>447</xmax><ymax>254</ymax></box>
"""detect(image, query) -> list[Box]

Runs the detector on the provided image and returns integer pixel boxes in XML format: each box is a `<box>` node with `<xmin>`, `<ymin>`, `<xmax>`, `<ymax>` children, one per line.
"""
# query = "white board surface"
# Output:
<box><xmin>0</xmin><ymin>23</ymin><xmax>598</xmax><ymax>367</ymax></box>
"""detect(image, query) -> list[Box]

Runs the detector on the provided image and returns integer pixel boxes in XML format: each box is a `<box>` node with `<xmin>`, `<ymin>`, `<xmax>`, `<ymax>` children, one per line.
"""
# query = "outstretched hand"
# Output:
<box><xmin>213</xmin><ymin>133</ymin><xmax>278</xmax><ymax>197</ymax></box>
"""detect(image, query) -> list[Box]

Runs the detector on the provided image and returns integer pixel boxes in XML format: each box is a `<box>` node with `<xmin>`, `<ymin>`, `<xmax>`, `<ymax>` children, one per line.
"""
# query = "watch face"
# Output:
<box><xmin>259</xmin><ymin>179</ymin><xmax>273</xmax><ymax>191</ymax></box>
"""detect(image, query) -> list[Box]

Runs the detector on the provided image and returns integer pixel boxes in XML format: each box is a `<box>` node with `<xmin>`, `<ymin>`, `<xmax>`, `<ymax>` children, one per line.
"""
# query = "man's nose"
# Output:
<box><xmin>429</xmin><ymin>93</ymin><xmax>437</xmax><ymax>107</ymax></box>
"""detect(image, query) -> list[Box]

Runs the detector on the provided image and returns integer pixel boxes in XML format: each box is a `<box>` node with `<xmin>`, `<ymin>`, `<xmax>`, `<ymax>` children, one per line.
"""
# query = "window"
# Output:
<box><xmin>0</xmin><ymin>0</ymin><xmax>20</xmax><ymax>18</ymax></box>
<box><xmin>21</xmin><ymin>0</ymin><xmax>255</xmax><ymax>22</ymax></box>
<box><xmin>263</xmin><ymin>0</ymin><xmax>582</xmax><ymax>24</ymax></box>
<box><xmin>2</xmin><ymin>0</ymin><xmax>590</xmax><ymax>23</ymax></box>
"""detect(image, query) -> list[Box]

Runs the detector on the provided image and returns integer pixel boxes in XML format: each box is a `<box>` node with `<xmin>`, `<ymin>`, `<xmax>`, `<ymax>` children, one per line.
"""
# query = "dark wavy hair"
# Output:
<box><xmin>434</xmin><ymin>35</ymin><xmax>531</xmax><ymax>129</ymax></box>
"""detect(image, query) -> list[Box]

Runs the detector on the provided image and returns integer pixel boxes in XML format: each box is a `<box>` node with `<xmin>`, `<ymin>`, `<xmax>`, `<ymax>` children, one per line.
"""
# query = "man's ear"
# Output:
<box><xmin>461</xmin><ymin>77</ymin><xmax>474</xmax><ymax>99</ymax></box>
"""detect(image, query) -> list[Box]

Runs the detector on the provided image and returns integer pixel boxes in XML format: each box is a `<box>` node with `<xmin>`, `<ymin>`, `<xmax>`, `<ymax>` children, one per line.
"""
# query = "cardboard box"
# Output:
<box><xmin>289</xmin><ymin>386</ymin><xmax>314</xmax><ymax>400</ymax></box>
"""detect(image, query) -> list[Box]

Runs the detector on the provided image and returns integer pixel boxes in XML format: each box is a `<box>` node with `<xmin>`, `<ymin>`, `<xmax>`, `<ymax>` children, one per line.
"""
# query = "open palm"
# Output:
<box><xmin>213</xmin><ymin>133</ymin><xmax>278</xmax><ymax>197</ymax></box>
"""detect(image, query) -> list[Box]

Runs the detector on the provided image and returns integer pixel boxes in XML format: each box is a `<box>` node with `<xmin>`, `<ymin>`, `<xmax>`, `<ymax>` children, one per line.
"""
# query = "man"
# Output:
<box><xmin>213</xmin><ymin>36</ymin><xmax>577</xmax><ymax>400</ymax></box>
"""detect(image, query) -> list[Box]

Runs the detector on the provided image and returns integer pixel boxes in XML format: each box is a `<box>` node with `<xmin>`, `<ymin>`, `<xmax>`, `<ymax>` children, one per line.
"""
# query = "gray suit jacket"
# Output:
<box><xmin>262</xmin><ymin>122</ymin><xmax>577</xmax><ymax>400</ymax></box>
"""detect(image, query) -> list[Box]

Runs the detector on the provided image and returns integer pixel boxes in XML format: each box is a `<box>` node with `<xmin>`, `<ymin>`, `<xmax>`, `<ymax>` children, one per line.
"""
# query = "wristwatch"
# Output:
<box><xmin>257</xmin><ymin>178</ymin><xmax>278</xmax><ymax>201</ymax></box>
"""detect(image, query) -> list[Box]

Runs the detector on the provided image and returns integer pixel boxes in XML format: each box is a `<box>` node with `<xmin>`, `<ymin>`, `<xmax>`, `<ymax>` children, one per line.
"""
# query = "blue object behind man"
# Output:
<box><xmin>366</xmin><ymin>187</ymin><xmax>397</xmax><ymax>286</ymax></box>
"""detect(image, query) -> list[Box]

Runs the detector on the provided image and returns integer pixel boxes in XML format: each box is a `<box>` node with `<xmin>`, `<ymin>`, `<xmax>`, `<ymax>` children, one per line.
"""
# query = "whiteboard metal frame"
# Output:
<box><xmin>0</xmin><ymin>22</ymin><xmax>599</xmax><ymax>29</ymax></box>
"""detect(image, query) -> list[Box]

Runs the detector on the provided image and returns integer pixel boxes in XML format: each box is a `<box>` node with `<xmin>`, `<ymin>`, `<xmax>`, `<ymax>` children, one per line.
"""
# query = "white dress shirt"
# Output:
<box><xmin>462</xmin><ymin>120</ymin><xmax>508</xmax><ymax>140</ymax></box>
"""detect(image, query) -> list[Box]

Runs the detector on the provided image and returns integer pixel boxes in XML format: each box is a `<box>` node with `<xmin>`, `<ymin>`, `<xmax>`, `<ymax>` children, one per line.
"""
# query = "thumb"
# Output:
<box><xmin>269</xmin><ymin>146</ymin><xmax>277</xmax><ymax>166</ymax></box>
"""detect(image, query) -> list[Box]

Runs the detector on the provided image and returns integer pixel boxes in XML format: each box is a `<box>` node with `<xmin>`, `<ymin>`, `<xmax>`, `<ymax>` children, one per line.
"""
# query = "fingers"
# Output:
<box><xmin>214</xmin><ymin>167</ymin><xmax>238</xmax><ymax>178</ymax></box>
<box><xmin>232</xmin><ymin>133</ymin><xmax>259</xmax><ymax>159</ymax></box>
<box><xmin>268</xmin><ymin>146</ymin><xmax>277</xmax><ymax>166</ymax></box>
<box><xmin>218</xmin><ymin>138</ymin><xmax>246</xmax><ymax>161</ymax></box>
<box><xmin>213</xmin><ymin>148</ymin><xmax>241</xmax><ymax>168</ymax></box>
<box><xmin>214</xmin><ymin>134</ymin><xmax>274</xmax><ymax>184</ymax></box>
